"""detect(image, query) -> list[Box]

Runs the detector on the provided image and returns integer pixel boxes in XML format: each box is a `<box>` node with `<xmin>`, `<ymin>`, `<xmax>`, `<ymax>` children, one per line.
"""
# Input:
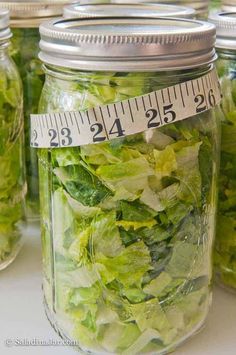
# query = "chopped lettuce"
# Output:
<box><xmin>38</xmin><ymin>69</ymin><xmax>218</xmax><ymax>353</ymax></box>
<box><xmin>0</xmin><ymin>51</ymin><xmax>25</xmax><ymax>264</ymax></box>
<box><xmin>95</xmin><ymin>241</ymin><xmax>152</xmax><ymax>287</ymax></box>
<box><xmin>143</xmin><ymin>272</ymin><xmax>172</xmax><ymax>297</ymax></box>
<box><xmin>215</xmin><ymin>58</ymin><xmax>236</xmax><ymax>289</ymax></box>
<box><xmin>10</xmin><ymin>28</ymin><xmax>44</xmax><ymax>217</ymax></box>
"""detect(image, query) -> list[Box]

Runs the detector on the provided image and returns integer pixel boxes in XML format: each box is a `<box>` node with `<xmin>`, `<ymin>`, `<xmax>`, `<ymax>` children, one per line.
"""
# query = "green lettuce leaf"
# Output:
<box><xmin>96</xmin><ymin>241</ymin><xmax>152</xmax><ymax>287</ymax></box>
<box><xmin>90</xmin><ymin>211</ymin><xmax>124</xmax><ymax>257</ymax></box>
<box><xmin>54</xmin><ymin>165</ymin><xmax>111</xmax><ymax>206</ymax></box>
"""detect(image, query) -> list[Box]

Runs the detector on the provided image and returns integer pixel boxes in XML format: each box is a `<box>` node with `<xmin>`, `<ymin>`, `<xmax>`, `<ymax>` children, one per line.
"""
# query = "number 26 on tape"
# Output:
<box><xmin>195</xmin><ymin>89</ymin><xmax>216</xmax><ymax>113</ymax></box>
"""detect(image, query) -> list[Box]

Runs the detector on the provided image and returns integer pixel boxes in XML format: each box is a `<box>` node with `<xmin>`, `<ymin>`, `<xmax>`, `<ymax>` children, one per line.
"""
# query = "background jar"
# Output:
<box><xmin>110</xmin><ymin>0</ymin><xmax>209</xmax><ymax>18</ymax></box>
<box><xmin>0</xmin><ymin>9</ymin><xmax>26</xmax><ymax>270</ymax></box>
<box><xmin>209</xmin><ymin>12</ymin><xmax>236</xmax><ymax>291</ymax></box>
<box><xmin>35</xmin><ymin>17</ymin><xmax>221</xmax><ymax>354</ymax></box>
<box><xmin>63</xmin><ymin>2</ymin><xmax>196</xmax><ymax>19</ymax></box>
<box><xmin>0</xmin><ymin>1</ymin><xmax>72</xmax><ymax>221</ymax></box>
<box><xmin>222</xmin><ymin>0</ymin><xmax>236</xmax><ymax>11</ymax></box>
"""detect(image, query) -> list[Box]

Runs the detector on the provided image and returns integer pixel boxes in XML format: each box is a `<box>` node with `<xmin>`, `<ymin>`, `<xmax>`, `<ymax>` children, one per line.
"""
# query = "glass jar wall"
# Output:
<box><xmin>35</xmin><ymin>17</ymin><xmax>221</xmax><ymax>354</ymax></box>
<box><xmin>0</xmin><ymin>9</ymin><xmax>26</xmax><ymax>270</ymax></box>
<box><xmin>10</xmin><ymin>27</ymin><xmax>43</xmax><ymax>220</ymax></box>
<box><xmin>209</xmin><ymin>12</ymin><xmax>236</xmax><ymax>291</ymax></box>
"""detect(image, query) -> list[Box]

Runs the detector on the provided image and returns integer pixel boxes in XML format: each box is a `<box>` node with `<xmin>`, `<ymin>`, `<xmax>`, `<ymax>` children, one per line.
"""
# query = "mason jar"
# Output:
<box><xmin>63</xmin><ymin>3</ymin><xmax>196</xmax><ymax>19</ymax></box>
<box><xmin>111</xmin><ymin>0</ymin><xmax>209</xmax><ymax>18</ymax></box>
<box><xmin>222</xmin><ymin>0</ymin><xmax>236</xmax><ymax>11</ymax></box>
<box><xmin>209</xmin><ymin>12</ymin><xmax>236</xmax><ymax>291</ymax></box>
<box><xmin>0</xmin><ymin>1</ymin><xmax>72</xmax><ymax>221</ymax></box>
<box><xmin>0</xmin><ymin>9</ymin><xmax>26</xmax><ymax>270</ymax></box>
<box><xmin>34</xmin><ymin>17</ymin><xmax>221</xmax><ymax>354</ymax></box>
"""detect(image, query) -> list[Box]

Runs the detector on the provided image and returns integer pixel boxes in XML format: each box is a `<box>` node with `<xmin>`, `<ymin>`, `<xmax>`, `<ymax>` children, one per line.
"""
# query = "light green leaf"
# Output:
<box><xmin>144</xmin><ymin>272</ymin><xmax>172</xmax><ymax>297</ymax></box>
<box><xmin>96</xmin><ymin>241</ymin><xmax>152</xmax><ymax>287</ymax></box>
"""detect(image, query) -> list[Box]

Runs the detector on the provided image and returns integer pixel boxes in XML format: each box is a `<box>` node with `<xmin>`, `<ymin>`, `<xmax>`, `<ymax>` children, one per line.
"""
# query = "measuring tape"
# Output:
<box><xmin>30</xmin><ymin>69</ymin><xmax>221</xmax><ymax>149</ymax></box>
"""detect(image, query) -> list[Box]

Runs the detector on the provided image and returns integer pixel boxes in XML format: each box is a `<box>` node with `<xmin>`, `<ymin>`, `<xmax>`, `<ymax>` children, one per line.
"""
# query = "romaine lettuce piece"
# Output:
<box><xmin>10</xmin><ymin>28</ymin><xmax>44</xmax><ymax>217</ymax></box>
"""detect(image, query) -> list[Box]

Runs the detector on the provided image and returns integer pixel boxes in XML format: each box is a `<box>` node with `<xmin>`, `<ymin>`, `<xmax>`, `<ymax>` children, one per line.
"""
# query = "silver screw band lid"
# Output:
<box><xmin>63</xmin><ymin>3</ymin><xmax>196</xmax><ymax>19</ymax></box>
<box><xmin>111</xmin><ymin>0</ymin><xmax>209</xmax><ymax>16</ymax></box>
<box><xmin>0</xmin><ymin>9</ymin><xmax>11</xmax><ymax>41</ymax></box>
<box><xmin>39</xmin><ymin>17</ymin><xmax>216</xmax><ymax>72</ymax></box>
<box><xmin>209</xmin><ymin>12</ymin><xmax>236</xmax><ymax>50</ymax></box>
<box><xmin>222</xmin><ymin>0</ymin><xmax>236</xmax><ymax>11</ymax></box>
<box><xmin>0</xmin><ymin>1</ymin><xmax>75</xmax><ymax>27</ymax></box>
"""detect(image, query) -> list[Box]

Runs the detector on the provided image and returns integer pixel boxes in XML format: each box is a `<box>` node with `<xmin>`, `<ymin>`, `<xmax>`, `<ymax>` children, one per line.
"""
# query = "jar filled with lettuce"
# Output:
<box><xmin>34</xmin><ymin>17</ymin><xmax>221</xmax><ymax>354</ymax></box>
<box><xmin>0</xmin><ymin>9</ymin><xmax>26</xmax><ymax>270</ymax></box>
<box><xmin>63</xmin><ymin>3</ymin><xmax>195</xmax><ymax>19</ymax></box>
<box><xmin>111</xmin><ymin>0</ymin><xmax>209</xmax><ymax>18</ymax></box>
<box><xmin>209</xmin><ymin>12</ymin><xmax>236</xmax><ymax>291</ymax></box>
<box><xmin>0</xmin><ymin>1</ymin><xmax>73</xmax><ymax>221</ymax></box>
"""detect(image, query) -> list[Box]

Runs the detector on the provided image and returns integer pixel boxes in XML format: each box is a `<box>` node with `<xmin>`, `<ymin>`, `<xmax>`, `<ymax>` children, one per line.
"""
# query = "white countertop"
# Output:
<box><xmin>0</xmin><ymin>226</ymin><xmax>236</xmax><ymax>355</ymax></box>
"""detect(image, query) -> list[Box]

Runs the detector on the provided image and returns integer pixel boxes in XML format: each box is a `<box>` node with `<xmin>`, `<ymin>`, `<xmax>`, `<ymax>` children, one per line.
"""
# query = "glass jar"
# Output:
<box><xmin>0</xmin><ymin>9</ymin><xmax>26</xmax><ymax>270</ymax></box>
<box><xmin>0</xmin><ymin>1</ymin><xmax>72</xmax><ymax>221</ymax></box>
<box><xmin>111</xmin><ymin>0</ymin><xmax>209</xmax><ymax>18</ymax></box>
<box><xmin>222</xmin><ymin>0</ymin><xmax>236</xmax><ymax>11</ymax></box>
<box><xmin>63</xmin><ymin>3</ymin><xmax>196</xmax><ymax>19</ymax></box>
<box><xmin>209</xmin><ymin>12</ymin><xmax>236</xmax><ymax>291</ymax></box>
<box><xmin>36</xmin><ymin>17</ymin><xmax>221</xmax><ymax>354</ymax></box>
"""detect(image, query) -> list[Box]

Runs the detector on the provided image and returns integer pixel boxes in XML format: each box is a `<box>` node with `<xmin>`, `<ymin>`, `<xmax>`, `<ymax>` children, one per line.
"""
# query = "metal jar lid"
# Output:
<box><xmin>209</xmin><ymin>12</ymin><xmax>236</xmax><ymax>50</ymax></box>
<box><xmin>39</xmin><ymin>17</ymin><xmax>216</xmax><ymax>72</ymax></box>
<box><xmin>63</xmin><ymin>3</ymin><xmax>196</xmax><ymax>20</ymax></box>
<box><xmin>0</xmin><ymin>9</ymin><xmax>11</xmax><ymax>42</ymax></box>
<box><xmin>111</xmin><ymin>0</ymin><xmax>209</xmax><ymax>16</ymax></box>
<box><xmin>222</xmin><ymin>0</ymin><xmax>236</xmax><ymax>12</ymax></box>
<box><xmin>0</xmin><ymin>1</ymin><xmax>75</xmax><ymax>28</ymax></box>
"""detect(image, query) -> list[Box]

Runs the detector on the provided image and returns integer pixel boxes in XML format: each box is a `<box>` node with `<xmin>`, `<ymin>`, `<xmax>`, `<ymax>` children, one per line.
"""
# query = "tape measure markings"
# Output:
<box><xmin>39</xmin><ymin>117</ymin><xmax>43</xmax><ymax>137</ymax></box>
<box><xmin>30</xmin><ymin>69</ymin><xmax>221</xmax><ymax>149</ymax></box>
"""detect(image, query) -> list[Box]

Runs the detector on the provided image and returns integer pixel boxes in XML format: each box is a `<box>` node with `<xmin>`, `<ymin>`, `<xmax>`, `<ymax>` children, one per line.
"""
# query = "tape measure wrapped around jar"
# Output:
<box><xmin>31</xmin><ymin>16</ymin><xmax>222</xmax><ymax>355</ymax></box>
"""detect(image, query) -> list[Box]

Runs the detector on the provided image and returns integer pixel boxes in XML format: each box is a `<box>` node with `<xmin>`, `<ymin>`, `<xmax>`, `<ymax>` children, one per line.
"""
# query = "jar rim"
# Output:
<box><xmin>39</xmin><ymin>16</ymin><xmax>217</xmax><ymax>72</ymax></box>
<box><xmin>222</xmin><ymin>5</ymin><xmax>236</xmax><ymax>11</ymax></box>
<box><xmin>0</xmin><ymin>1</ymin><xmax>73</xmax><ymax>28</ymax></box>
<box><xmin>209</xmin><ymin>12</ymin><xmax>236</xmax><ymax>51</ymax></box>
<box><xmin>63</xmin><ymin>3</ymin><xmax>196</xmax><ymax>20</ymax></box>
<box><xmin>110</xmin><ymin>0</ymin><xmax>209</xmax><ymax>15</ymax></box>
<box><xmin>0</xmin><ymin>9</ymin><xmax>12</xmax><ymax>42</ymax></box>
